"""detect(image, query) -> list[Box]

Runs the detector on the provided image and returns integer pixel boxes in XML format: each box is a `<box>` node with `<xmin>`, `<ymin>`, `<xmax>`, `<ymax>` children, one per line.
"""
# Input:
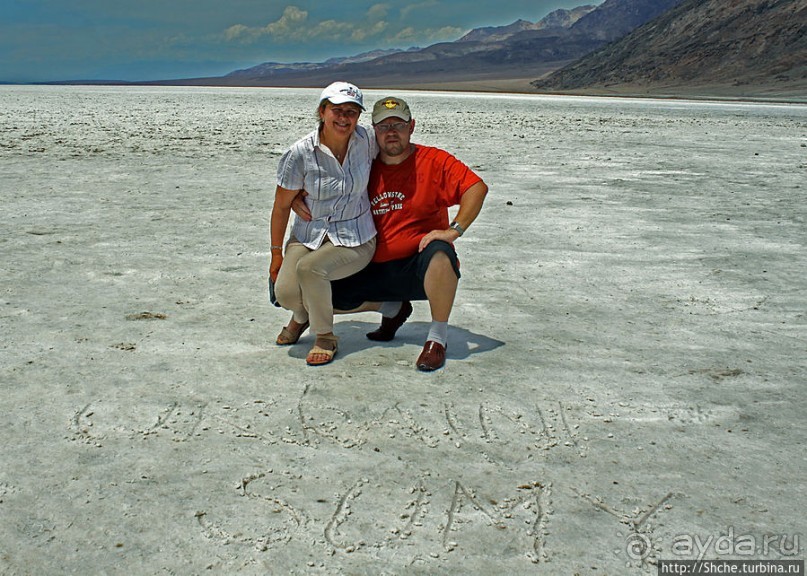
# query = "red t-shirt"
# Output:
<box><xmin>369</xmin><ymin>145</ymin><xmax>482</xmax><ymax>263</ymax></box>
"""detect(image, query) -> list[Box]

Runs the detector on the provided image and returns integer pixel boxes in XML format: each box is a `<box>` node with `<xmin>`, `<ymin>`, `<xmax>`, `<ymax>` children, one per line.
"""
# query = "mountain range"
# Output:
<box><xmin>151</xmin><ymin>0</ymin><xmax>804</xmax><ymax>101</ymax></box>
<box><xmin>532</xmin><ymin>0</ymin><xmax>807</xmax><ymax>99</ymax></box>
<box><xmin>216</xmin><ymin>4</ymin><xmax>604</xmax><ymax>90</ymax></box>
<box><xmin>165</xmin><ymin>0</ymin><xmax>683</xmax><ymax>91</ymax></box>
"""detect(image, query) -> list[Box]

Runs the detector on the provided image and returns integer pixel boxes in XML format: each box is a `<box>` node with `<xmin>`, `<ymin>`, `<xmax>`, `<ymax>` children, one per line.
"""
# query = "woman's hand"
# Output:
<box><xmin>269</xmin><ymin>253</ymin><xmax>283</xmax><ymax>283</ymax></box>
<box><xmin>270</xmin><ymin>185</ymin><xmax>299</xmax><ymax>283</ymax></box>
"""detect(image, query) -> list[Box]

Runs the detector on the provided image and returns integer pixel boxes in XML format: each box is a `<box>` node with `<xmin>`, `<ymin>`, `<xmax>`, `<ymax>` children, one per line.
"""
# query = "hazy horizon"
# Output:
<box><xmin>1</xmin><ymin>0</ymin><xmax>600</xmax><ymax>83</ymax></box>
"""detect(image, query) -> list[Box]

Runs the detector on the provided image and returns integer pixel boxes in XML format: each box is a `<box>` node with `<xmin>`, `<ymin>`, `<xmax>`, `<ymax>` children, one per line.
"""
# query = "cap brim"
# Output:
<box><xmin>324</xmin><ymin>96</ymin><xmax>365</xmax><ymax>110</ymax></box>
<box><xmin>372</xmin><ymin>110</ymin><xmax>411</xmax><ymax>123</ymax></box>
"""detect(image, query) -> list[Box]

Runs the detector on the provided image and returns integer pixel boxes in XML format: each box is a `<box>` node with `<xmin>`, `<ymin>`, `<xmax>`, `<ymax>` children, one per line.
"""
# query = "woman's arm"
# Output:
<box><xmin>269</xmin><ymin>185</ymin><xmax>302</xmax><ymax>282</ymax></box>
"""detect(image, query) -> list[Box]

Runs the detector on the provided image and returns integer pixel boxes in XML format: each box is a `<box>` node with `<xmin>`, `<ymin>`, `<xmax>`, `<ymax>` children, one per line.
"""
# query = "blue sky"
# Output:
<box><xmin>1</xmin><ymin>1</ymin><xmax>600</xmax><ymax>82</ymax></box>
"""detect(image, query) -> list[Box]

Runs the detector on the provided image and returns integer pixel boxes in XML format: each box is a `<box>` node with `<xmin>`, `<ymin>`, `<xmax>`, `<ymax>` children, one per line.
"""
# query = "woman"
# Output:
<box><xmin>270</xmin><ymin>82</ymin><xmax>377</xmax><ymax>366</ymax></box>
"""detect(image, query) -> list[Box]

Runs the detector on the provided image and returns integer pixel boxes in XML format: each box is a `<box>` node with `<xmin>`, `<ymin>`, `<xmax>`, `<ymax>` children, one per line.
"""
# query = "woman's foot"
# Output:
<box><xmin>306</xmin><ymin>334</ymin><xmax>338</xmax><ymax>366</ymax></box>
<box><xmin>276</xmin><ymin>319</ymin><xmax>309</xmax><ymax>345</ymax></box>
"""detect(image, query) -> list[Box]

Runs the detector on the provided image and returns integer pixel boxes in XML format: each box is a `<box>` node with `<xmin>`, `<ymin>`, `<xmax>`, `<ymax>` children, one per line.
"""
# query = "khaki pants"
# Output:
<box><xmin>275</xmin><ymin>237</ymin><xmax>376</xmax><ymax>335</ymax></box>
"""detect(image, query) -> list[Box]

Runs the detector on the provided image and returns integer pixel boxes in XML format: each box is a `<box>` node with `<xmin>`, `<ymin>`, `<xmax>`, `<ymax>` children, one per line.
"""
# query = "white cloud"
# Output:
<box><xmin>224</xmin><ymin>5</ymin><xmax>309</xmax><ymax>43</ymax></box>
<box><xmin>430</xmin><ymin>25</ymin><xmax>464</xmax><ymax>40</ymax></box>
<box><xmin>263</xmin><ymin>5</ymin><xmax>309</xmax><ymax>36</ymax></box>
<box><xmin>367</xmin><ymin>3</ymin><xmax>390</xmax><ymax>20</ymax></box>
<box><xmin>351</xmin><ymin>20</ymin><xmax>388</xmax><ymax>42</ymax></box>
<box><xmin>222</xmin><ymin>3</ymin><xmax>460</xmax><ymax>48</ymax></box>
<box><xmin>223</xmin><ymin>24</ymin><xmax>251</xmax><ymax>42</ymax></box>
<box><xmin>400</xmin><ymin>1</ymin><xmax>438</xmax><ymax>19</ymax></box>
<box><xmin>390</xmin><ymin>24</ymin><xmax>462</xmax><ymax>44</ymax></box>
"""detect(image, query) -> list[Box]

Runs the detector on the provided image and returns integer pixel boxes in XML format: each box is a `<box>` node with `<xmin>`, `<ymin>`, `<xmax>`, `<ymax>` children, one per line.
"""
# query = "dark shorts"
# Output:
<box><xmin>331</xmin><ymin>240</ymin><xmax>461</xmax><ymax>310</ymax></box>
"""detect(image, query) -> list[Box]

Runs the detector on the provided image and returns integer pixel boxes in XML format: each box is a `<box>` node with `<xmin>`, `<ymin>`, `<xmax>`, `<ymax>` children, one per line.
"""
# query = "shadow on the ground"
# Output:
<box><xmin>284</xmin><ymin>320</ymin><xmax>505</xmax><ymax>362</ymax></box>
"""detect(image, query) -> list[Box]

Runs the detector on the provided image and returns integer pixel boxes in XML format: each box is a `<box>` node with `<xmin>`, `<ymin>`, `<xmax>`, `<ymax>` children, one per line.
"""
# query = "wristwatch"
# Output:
<box><xmin>449</xmin><ymin>221</ymin><xmax>465</xmax><ymax>237</ymax></box>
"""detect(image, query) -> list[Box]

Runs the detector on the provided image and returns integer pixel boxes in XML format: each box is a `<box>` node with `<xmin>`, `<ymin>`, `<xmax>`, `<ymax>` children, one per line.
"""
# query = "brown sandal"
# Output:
<box><xmin>306</xmin><ymin>334</ymin><xmax>338</xmax><ymax>366</ymax></box>
<box><xmin>276</xmin><ymin>320</ymin><xmax>309</xmax><ymax>345</ymax></box>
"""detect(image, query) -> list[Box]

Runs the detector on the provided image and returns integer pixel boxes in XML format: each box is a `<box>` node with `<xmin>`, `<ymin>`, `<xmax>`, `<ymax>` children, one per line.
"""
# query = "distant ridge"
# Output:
<box><xmin>567</xmin><ymin>0</ymin><xmax>684</xmax><ymax>41</ymax></box>
<box><xmin>533</xmin><ymin>0</ymin><xmax>807</xmax><ymax>99</ymax></box>
<box><xmin>121</xmin><ymin>0</ymin><xmax>806</xmax><ymax>101</ymax></box>
<box><xmin>144</xmin><ymin>0</ymin><xmax>686</xmax><ymax>91</ymax></box>
<box><xmin>456</xmin><ymin>6</ymin><xmax>597</xmax><ymax>43</ymax></box>
<box><xmin>220</xmin><ymin>5</ymin><xmax>599</xmax><ymax>84</ymax></box>
<box><xmin>225</xmin><ymin>48</ymin><xmax>421</xmax><ymax>79</ymax></box>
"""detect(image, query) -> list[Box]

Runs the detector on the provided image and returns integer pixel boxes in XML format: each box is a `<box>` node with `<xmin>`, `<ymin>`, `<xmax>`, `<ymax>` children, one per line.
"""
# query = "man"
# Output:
<box><xmin>294</xmin><ymin>96</ymin><xmax>488</xmax><ymax>370</ymax></box>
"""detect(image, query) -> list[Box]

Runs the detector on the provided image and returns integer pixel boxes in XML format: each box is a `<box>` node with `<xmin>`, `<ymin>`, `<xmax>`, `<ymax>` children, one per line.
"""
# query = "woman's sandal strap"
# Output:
<box><xmin>276</xmin><ymin>321</ymin><xmax>309</xmax><ymax>345</ymax></box>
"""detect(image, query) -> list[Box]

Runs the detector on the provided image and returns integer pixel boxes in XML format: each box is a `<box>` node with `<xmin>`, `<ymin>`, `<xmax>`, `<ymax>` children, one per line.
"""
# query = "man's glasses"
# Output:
<box><xmin>375</xmin><ymin>122</ymin><xmax>409</xmax><ymax>133</ymax></box>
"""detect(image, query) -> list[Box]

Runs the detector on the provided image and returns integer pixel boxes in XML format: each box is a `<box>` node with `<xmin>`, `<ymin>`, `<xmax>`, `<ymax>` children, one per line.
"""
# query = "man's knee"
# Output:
<box><xmin>426</xmin><ymin>250</ymin><xmax>452</xmax><ymax>272</ymax></box>
<box><xmin>423</xmin><ymin>244</ymin><xmax>460</xmax><ymax>280</ymax></box>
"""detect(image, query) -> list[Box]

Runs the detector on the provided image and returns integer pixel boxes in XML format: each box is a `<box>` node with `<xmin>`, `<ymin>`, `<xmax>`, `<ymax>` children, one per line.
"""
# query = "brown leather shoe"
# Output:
<box><xmin>366</xmin><ymin>301</ymin><xmax>413</xmax><ymax>341</ymax></box>
<box><xmin>416</xmin><ymin>340</ymin><xmax>446</xmax><ymax>371</ymax></box>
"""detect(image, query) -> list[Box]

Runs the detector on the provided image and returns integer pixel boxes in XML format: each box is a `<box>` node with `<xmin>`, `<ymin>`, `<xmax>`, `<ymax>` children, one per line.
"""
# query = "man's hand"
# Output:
<box><xmin>418</xmin><ymin>228</ymin><xmax>461</xmax><ymax>252</ymax></box>
<box><xmin>291</xmin><ymin>190</ymin><xmax>312</xmax><ymax>221</ymax></box>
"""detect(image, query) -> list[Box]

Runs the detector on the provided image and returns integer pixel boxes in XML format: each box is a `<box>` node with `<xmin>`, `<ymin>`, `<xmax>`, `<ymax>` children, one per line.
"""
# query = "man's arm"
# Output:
<box><xmin>290</xmin><ymin>190</ymin><xmax>312</xmax><ymax>221</ymax></box>
<box><xmin>418</xmin><ymin>180</ymin><xmax>488</xmax><ymax>252</ymax></box>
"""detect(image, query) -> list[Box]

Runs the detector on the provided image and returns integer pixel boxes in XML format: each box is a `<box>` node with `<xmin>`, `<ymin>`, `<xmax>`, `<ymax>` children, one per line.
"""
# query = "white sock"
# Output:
<box><xmin>379</xmin><ymin>301</ymin><xmax>402</xmax><ymax>318</ymax></box>
<box><xmin>426</xmin><ymin>321</ymin><xmax>448</xmax><ymax>347</ymax></box>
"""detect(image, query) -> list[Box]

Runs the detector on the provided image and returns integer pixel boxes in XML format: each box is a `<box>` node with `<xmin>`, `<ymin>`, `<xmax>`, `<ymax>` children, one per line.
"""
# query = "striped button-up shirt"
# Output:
<box><xmin>277</xmin><ymin>126</ymin><xmax>377</xmax><ymax>250</ymax></box>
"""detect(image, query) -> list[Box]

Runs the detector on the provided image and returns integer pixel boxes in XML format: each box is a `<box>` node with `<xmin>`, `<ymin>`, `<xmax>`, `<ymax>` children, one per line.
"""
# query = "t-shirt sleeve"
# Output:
<box><xmin>276</xmin><ymin>144</ymin><xmax>305</xmax><ymax>190</ymax></box>
<box><xmin>438</xmin><ymin>151</ymin><xmax>483</xmax><ymax>206</ymax></box>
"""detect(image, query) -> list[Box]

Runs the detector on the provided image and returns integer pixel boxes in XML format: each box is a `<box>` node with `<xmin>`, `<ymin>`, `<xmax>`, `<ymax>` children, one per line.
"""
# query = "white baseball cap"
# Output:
<box><xmin>319</xmin><ymin>81</ymin><xmax>365</xmax><ymax>110</ymax></box>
